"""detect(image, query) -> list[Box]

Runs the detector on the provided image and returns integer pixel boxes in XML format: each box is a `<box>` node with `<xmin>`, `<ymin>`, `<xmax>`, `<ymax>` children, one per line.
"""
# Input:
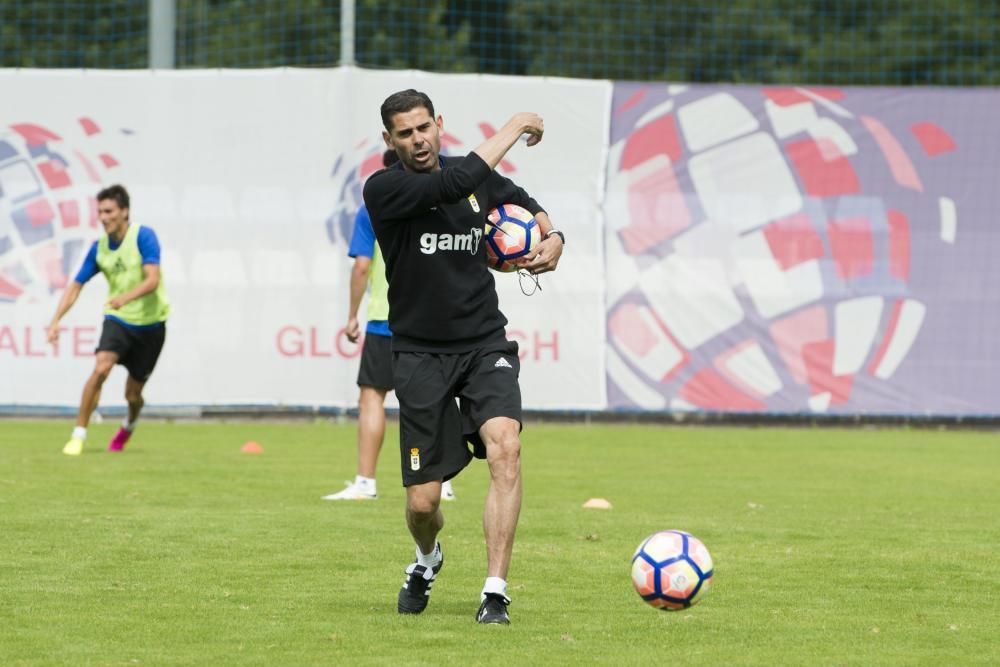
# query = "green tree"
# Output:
<box><xmin>177</xmin><ymin>0</ymin><xmax>339</xmax><ymax>67</ymax></box>
<box><xmin>507</xmin><ymin>0</ymin><xmax>716</xmax><ymax>80</ymax></box>
<box><xmin>1</xmin><ymin>0</ymin><xmax>997</xmax><ymax>84</ymax></box>
<box><xmin>443</xmin><ymin>0</ymin><xmax>526</xmax><ymax>75</ymax></box>
<box><xmin>507</xmin><ymin>0</ymin><xmax>1000</xmax><ymax>84</ymax></box>
<box><xmin>1</xmin><ymin>0</ymin><xmax>147</xmax><ymax>68</ymax></box>
<box><xmin>356</xmin><ymin>0</ymin><xmax>476</xmax><ymax>72</ymax></box>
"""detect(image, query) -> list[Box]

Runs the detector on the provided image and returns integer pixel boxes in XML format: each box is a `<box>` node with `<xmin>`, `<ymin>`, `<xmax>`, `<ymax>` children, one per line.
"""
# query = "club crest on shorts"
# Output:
<box><xmin>410</xmin><ymin>447</ymin><xmax>421</xmax><ymax>471</ymax></box>
<box><xmin>467</xmin><ymin>193</ymin><xmax>481</xmax><ymax>213</ymax></box>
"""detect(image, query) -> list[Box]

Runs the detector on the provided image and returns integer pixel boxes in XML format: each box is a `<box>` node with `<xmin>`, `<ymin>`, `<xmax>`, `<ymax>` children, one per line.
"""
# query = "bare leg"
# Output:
<box><xmin>123</xmin><ymin>375</ymin><xmax>146</xmax><ymax>423</ymax></box>
<box><xmin>398</xmin><ymin>480</ymin><xmax>445</xmax><ymax>614</ymax></box>
<box><xmin>405</xmin><ymin>481</ymin><xmax>444</xmax><ymax>556</ymax></box>
<box><xmin>76</xmin><ymin>351</ymin><xmax>118</xmax><ymax>428</ymax></box>
<box><xmin>480</xmin><ymin>416</ymin><xmax>522</xmax><ymax>579</ymax></box>
<box><xmin>356</xmin><ymin>386</ymin><xmax>388</xmax><ymax>478</ymax></box>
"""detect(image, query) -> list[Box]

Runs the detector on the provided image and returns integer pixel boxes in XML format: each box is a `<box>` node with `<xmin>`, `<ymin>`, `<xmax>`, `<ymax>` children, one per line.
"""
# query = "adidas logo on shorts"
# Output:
<box><xmin>494</xmin><ymin>357</ymin><xmax>513</xmax><ymax>369</ymax></box>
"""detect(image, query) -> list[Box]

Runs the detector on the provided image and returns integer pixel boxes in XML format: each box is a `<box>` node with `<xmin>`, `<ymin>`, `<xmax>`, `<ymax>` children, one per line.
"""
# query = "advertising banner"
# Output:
<box><xmin>0</xmin><ymin>68</ymin><xmax>610</xmax><ymax>411</ymax></box>
<box><xmin>5</xmin><ymin>71</ymin><xmax>1000</xmax><ymax>416</ymax></box>
<box><xmin>605</xmin><ymin>83</ymin><xmax>1000</xmax><ymax>415</ymax></box>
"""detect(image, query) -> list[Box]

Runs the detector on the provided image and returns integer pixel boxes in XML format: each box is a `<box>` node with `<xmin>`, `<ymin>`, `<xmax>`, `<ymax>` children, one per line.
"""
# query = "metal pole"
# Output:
<box><xmin>340</xmin><ymin>0</ymin><xmax>356</xmax><ymax>66</ymax></box>
<box><xmin>149</xmin><ymin>0</ymin><xmax>177</xmax><ymax>69</ymax></box>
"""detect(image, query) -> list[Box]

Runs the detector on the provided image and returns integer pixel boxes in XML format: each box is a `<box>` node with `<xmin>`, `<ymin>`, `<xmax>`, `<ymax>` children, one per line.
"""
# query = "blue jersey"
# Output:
<box><xmin>348</xmin><ymin>205</ymin><xmax>391</xmax><ymax>337</ymax></box>
<box><xmin>75</xmin><ymin>225</ymin><xmax>163</xmax><ymax>330</ymax></box>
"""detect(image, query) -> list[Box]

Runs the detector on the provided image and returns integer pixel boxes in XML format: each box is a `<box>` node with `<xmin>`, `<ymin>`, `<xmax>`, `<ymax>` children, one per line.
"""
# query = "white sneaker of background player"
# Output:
<box><xmin>322</xmin><ymin>480</ymin><xmax>377</xmax><ymax>501</ymax></box>
<box><xmin>441</xmin><ymin>480</ymin><xmax>457</xmax><ymax>502</ymax></box>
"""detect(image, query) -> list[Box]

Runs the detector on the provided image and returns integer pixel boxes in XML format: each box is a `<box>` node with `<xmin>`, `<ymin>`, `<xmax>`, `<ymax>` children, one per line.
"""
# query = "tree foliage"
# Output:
<box><xmin>0</xmin><ymin>0</ymin><xmax>147</xmax><ymax>69</ymax></box>
<box><xmin>1</xmin><ymin>0</ymin><xmax>997</xmax><ymax>85</ymax></box>
<box><xmin>357</xmin><ymin>0</ymin><xmax>477</xmax><ymax>72</ymax></box>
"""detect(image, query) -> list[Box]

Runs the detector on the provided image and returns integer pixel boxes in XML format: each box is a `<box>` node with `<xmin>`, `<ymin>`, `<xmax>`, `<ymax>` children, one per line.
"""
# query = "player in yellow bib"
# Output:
<box><xmin>323</xmin><ymin>149</ymin><xmax>455</xmax><ymax>501</ymax></box>
<box><xmin>46</xmin><ymin>184</ymin><xmax>170</xmax><ymax>455</ymax></box>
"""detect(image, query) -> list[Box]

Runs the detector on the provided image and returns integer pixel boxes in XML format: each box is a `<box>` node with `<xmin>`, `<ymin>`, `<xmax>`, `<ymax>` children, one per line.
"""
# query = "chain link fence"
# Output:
<box><xmin>2</xmin><ymin>1</ymin><xmax>999</xmax><ymax>84</ymax></box>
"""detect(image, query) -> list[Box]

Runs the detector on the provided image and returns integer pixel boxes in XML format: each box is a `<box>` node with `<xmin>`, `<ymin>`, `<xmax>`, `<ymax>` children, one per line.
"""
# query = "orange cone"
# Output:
<box><xmin>241</xmin><ymin>441</ymin><xmax>263</xmax><ymax>454</ymax></box>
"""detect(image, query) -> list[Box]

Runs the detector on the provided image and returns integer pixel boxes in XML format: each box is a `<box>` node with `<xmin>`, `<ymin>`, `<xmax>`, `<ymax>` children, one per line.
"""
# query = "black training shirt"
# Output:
<box><xmin>363</xmin><ymin>152</ymin><xmax>544</xmax><ymax>353</ymax></box>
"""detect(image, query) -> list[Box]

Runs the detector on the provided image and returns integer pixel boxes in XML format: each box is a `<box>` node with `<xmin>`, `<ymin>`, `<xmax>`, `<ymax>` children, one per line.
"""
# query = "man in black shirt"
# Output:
<box><xmin>363</xmin><ymin>89</ymin><xmax>563</xmax><ymax>625</ymax></box>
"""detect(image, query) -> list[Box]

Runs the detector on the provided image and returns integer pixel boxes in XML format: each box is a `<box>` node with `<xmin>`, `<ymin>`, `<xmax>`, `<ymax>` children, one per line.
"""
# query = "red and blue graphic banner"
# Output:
<box><xmin>605</xmin><ymin>83</ymin><xmax>999</xmax><ymax>415</ymax></box>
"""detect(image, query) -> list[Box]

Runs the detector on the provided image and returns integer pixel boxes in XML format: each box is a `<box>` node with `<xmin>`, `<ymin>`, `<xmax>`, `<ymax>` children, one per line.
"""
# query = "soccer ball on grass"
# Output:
<box><xmin>631</xmin><ymin>530</ymin><xmax>714</xmax><ymax>610</ymax></box>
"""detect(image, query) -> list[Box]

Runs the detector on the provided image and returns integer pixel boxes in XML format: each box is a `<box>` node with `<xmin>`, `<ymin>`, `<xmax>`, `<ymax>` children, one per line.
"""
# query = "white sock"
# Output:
<box><xmin>355</xmin><ymin>475</ymin><xmax>376</xmax><ymax>494</ymax></box>
<box><xmin>122</xmin><ymin>417</ymin><xmax>137</xmax><ymax>432</ymax></box>
<box><xmin>481</xmin><ymin>577</ymin><xmax>508</xmax><ymax>601</ymax></box>
<box><xmin>72</xmin><ymin>426</ymin><xmax>87</xmax><ymax>440</ymax></box>
<box><xmin>415</xmin><ymin>542</ymin><xmax>442</xmax><ymax>569</ymax></box>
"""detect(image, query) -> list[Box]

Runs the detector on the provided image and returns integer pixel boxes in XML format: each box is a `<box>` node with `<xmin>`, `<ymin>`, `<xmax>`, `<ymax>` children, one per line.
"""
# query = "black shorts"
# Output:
<box><xmin>393</xmin><ymin>340</ymin><xmax>522</xmax><ymax>486</ymax></box>
<box><xmin>96</xmin><ymin>319</ymin><xmax>166</xmax><ymax>383</ymax></box>
<box><xmin>357</xmin><ymin>333</ymin><xmax>393</xmax><ymax>390</ymax></box>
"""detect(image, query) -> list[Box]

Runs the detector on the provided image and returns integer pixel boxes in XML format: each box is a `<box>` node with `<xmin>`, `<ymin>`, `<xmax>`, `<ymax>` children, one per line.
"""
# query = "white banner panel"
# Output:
<box><xmin>0</xmin><ymin>68</ymin><xmax>610</xmax><ymax>411</ymax></box>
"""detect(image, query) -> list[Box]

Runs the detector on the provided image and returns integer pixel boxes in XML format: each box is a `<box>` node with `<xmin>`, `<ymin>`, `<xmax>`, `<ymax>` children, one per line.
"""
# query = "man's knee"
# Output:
<box><xmin>91</xmin><ymin>364</ymin><xmax>114</xmax><ymax>384</ymax></box>
<box><xmin>485</xmin><ymin>427</ymin><xmax>522</xmax><ymax>485</ymax></box>
<box><xmin>490</xmin><ymin>432</ymin><xmax>521</xmax><ymax>461</ymax></box>
<box><xmin>484</xmin><ymin>420</ymin><xmax>521</xmax><ymax>463</ymax></box>
<box><xmin>358</xmin><ymin>386</ymin><xmax>387</xmax><ymax>414</ymax></box>
<box><xmin>407</xmin><ymin>485</ymin><xmax>441</xmax><ymax>517</ymax></box>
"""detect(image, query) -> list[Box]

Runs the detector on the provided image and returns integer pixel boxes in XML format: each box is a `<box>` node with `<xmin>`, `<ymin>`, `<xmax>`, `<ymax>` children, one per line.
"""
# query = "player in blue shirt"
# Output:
<box><xmin>46</xmin><ymin>185</ymin><xmax>169</xmax><ymax>455</ymax></box>
<box><xmin>324</xmin><ymin>149</ymin><xmax>455</xmax><ymax>501</ymax></box>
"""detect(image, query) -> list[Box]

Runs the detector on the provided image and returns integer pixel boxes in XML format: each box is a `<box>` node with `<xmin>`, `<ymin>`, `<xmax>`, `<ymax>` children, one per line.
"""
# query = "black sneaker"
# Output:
<box><xmin>476</xmin><ymin>593</ymin><xmax>511</xmax><ymax>625</ymax></box>
<box><xmin>397</xmin><ymin>545</ymin><xmax>443</xmax><ymax>614</ymax></box>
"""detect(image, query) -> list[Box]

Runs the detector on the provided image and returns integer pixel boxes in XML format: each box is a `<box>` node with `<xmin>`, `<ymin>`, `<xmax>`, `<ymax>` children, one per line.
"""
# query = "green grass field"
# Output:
<box><xmin>1</xmin><ymin>419</ymin><xmax>998</xmax><ymax>666</ymax></box>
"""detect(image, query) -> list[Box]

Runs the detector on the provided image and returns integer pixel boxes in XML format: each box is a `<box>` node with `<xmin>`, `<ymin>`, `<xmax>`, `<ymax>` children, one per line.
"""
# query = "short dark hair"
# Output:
<box><xmin>382</xmin><ymin>149</ymin><xmax>400</xmax><ymax>168</ymax></box>
<box><xmin>96</xmin><ymin>184</ymin><xmax>130</xmax><ymax>211</ymax></box>
<box><xmin>380</xmin><ymin>89</ymin><xmax>435</xmax><ymax>132</ymax></box>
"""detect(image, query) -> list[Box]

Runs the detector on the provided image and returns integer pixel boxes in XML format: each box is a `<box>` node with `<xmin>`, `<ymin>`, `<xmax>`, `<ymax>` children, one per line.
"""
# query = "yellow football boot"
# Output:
<box><xmin>62</xmin><ymin>437</ymin><xmax>84</xmax><ymax>456</ymax></box>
